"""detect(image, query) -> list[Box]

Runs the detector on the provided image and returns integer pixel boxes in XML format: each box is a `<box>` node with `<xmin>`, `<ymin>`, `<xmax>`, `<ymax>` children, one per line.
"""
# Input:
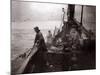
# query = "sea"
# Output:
<box><xmin>11</xmin><ymin>20</ymin><xmax>96</xmax><ymax>60</ymax></box>
<box><xmin>11</xmin><ymin>21</ymin><xmax>61</xmax><ymax>60</ymax></box>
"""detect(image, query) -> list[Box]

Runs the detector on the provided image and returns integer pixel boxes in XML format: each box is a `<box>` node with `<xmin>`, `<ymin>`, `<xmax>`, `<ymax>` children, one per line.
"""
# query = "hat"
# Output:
<box><xmin>34</xmin><ymin>26</ymin><xmax>40</xmax><ymax>31</ymax></box>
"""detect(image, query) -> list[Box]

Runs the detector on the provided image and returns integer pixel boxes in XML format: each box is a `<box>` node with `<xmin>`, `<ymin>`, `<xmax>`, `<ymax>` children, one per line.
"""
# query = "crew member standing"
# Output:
<box><xmin>61</xmin><ymin>8</ymin><xmax>69</xmax><ymax>41</ymax></box>
<box><xmin>62</xmin><ymin>8</ymin><xmax>68</xmax><ymax>25</ymax></box>
<box><xmin>46</xmin><ymin>30</ymin><xmax>52</xmax><ymax>48</ymax></box>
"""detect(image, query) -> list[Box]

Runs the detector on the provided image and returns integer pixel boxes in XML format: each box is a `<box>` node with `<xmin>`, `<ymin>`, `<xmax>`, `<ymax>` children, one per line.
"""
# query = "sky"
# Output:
<box><xmin>11</xmin><ymin>0</ymin><xmax>96</xmax><ymax>31</ymax></box>
<box><xmin>11</xmin><ymin>1</ymin><xmax>68</xmax><ymax>22</ymax></box>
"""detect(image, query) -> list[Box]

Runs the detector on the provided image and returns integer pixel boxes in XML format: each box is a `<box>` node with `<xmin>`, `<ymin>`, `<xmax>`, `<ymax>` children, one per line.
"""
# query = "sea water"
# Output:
<box><xmin>11</xmin><ymin>20</ymin><xmax>95</xmax><ymax>60</ymax></box>
<box><xmin>11</xmin><ymin>21</ymin><xmax>61</xmax><ymax>60</ymax></box>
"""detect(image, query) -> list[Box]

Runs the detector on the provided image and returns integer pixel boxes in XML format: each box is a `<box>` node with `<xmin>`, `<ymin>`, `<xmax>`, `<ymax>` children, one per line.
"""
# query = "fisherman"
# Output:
<box><xmin>33</xmin><ymin>26</ymin><xmax>47</xmax><ymax>72</ymax></box>
<box><xmin>62</xmin><ymin>8</ymin><xmax>68</xmax><ymax>25</ymax></box>
<box><xmin>46</xmin><ymin>30</ymin><xmax>52</xmax><ymax>48</ymax></box>
<box><xmin>33</xmin><ymin>27</ymin><xmax>46</xmax><ymax>49</ymax></box>
<box><xmin>61</xmin><ymin>8</ymin><xmax>69</xmax><ymax>33</ymax></box>
<box><xmin>69</xmin><ymin>28</ymin><xmax>80</xmax><ymax>50</ymax></box>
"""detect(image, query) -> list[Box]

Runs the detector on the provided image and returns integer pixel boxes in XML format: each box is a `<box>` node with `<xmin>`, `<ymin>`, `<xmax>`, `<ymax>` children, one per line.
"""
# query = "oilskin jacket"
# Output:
<box><xmin>34</xmin><ymin>31</ymin><xmax>47</xmax><ymax>52</ymax></box>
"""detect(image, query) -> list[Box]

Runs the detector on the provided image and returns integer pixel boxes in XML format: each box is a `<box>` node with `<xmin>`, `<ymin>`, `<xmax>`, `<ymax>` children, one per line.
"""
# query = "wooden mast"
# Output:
<box><xmin>67</xmin><ymin>4</ymin><xmax>75</xmax><ymax>21</ymax></box>
<box><xmin>80</xmin><ymin>5</ymin><xmax>84</xmax><ymax>25</ymax></box>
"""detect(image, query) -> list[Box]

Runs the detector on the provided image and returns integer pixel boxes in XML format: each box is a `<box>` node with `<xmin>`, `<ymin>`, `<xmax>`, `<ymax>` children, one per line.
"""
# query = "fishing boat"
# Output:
<box><xmin>11</xmin><ymin>4</ymin><xmax>96</xmax><ymax>75</ymax></box>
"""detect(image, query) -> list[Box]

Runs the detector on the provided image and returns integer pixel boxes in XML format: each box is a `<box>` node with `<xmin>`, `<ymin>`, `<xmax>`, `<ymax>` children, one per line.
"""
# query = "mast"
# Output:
<box><xmin>80</xmin><ymin>5</ymin><xmax>90</xmax><ymax>38</ymax></box>
<box><xmin>67</xmin><ymin>4</ymin><xmax>75</xmax><ymax>21</ymax></box>
<box><xmin>80</xmin><ymin>5</ymin><xmax>84</xmax><ymax>25</ymax></box>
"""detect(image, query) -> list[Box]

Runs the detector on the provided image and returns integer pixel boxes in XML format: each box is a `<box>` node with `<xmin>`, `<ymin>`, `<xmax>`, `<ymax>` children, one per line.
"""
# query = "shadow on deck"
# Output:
<box><xmin>22</xmin><ymin>49</ymin><xmax>96</xmax><ymax>74</ymax></box>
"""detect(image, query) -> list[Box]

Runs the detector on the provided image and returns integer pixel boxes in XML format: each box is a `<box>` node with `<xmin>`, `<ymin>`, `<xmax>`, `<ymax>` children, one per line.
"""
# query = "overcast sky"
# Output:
<box><xmin>11</xmin><ymin>1</ymin><xmax>68</xmax><ymax>22</ymax></box>
<box><xmin>11</xmin><ymin>0</ymin><xmax>96</xmax><ymax>31</ymax></box>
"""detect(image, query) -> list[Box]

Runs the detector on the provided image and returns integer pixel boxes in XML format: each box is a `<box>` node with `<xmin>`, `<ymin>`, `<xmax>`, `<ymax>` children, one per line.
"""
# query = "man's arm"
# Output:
<box><xmin>33</xmin><ymin>34</ymin><xmax>38</xmax><ymax>48</ymax></box>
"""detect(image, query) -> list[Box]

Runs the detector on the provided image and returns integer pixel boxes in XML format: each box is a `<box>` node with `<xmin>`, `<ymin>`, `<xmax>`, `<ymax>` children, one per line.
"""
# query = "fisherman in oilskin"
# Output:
<box><xmin>33</xmin><ymin>26</ymin><xmax>47</xmax><ymax>72</ymax></box>
<box><xmin>23</xmin><ymin>26</ymin><xmax>47</xmax><ymax>73</ymax></box>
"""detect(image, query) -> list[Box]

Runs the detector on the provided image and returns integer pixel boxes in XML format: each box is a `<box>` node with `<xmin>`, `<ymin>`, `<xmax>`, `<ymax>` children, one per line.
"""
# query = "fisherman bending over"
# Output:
<box><xmin>33</xmin><ymin>26</ymin><xmax>47</xmax><ymax>72</ymax></box>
